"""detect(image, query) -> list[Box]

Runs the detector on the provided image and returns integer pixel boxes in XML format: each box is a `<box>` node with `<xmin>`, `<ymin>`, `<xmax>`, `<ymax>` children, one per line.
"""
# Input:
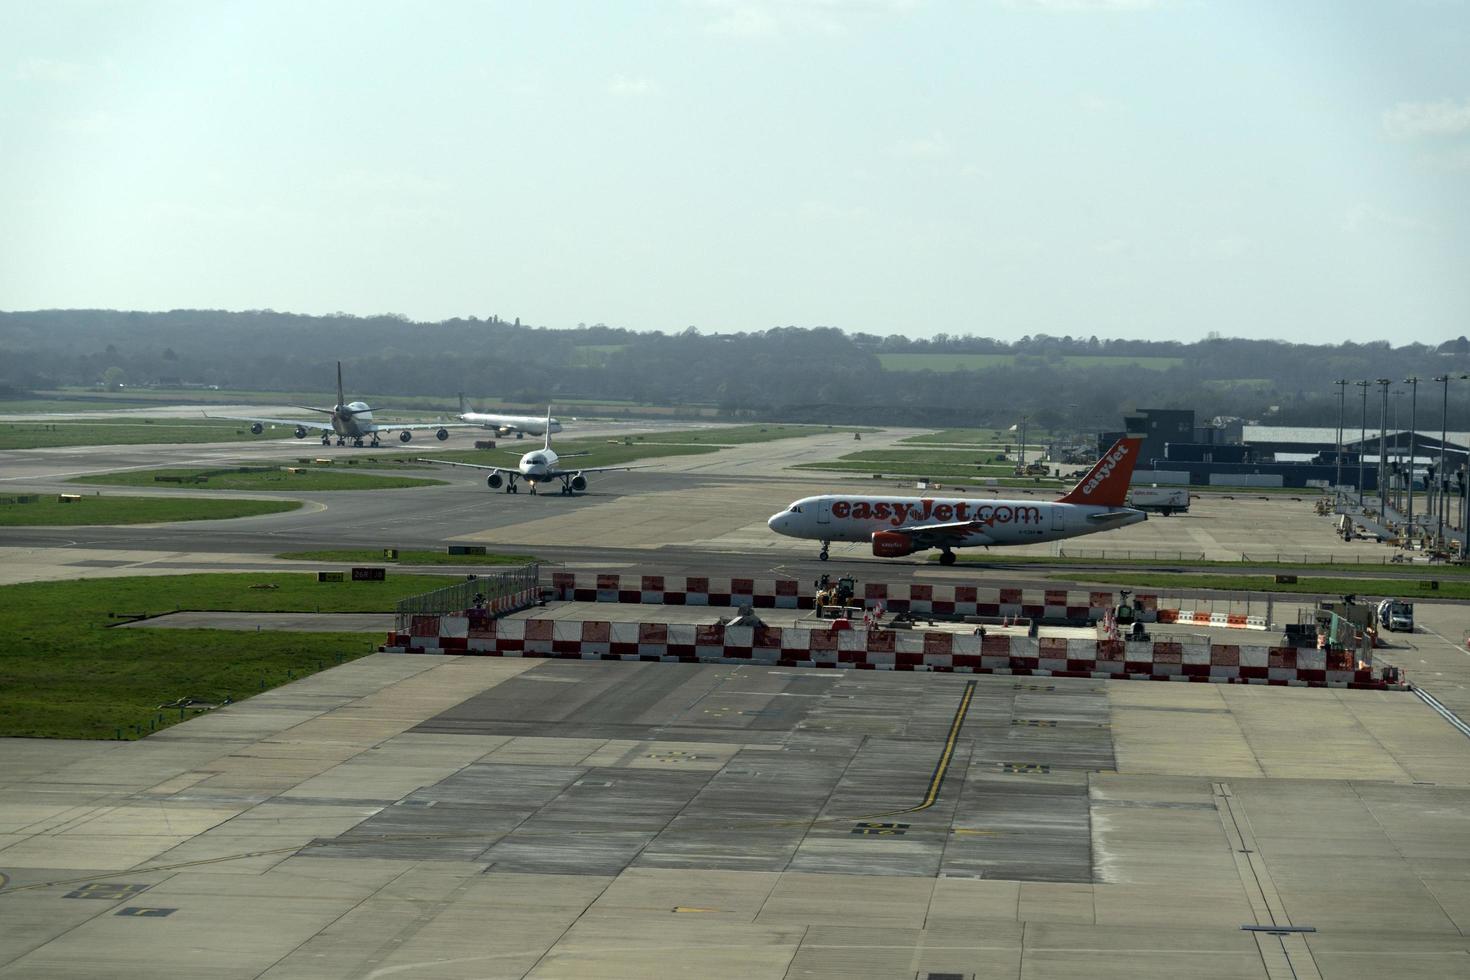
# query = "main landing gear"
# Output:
<box><xmin>369</xmin><ymin>434</ymin><xmax>380</xmax><ymax>447</ymax></box>
<box><xmin>503</xmin><ymin>478</ymin><xmax>519</xmax><ymax>494</ymax></box>
<box><xmin>335</xmin><ymin>436</ymin><xmax>347</xmax><ymax>447</ymax></box>
<box><xmin>939</xmin><ymin>549</ymin><xmax>957</xmax><ymax>566</ymax></box>
<box><xmin>352</xmin><ymin>437</ymin><xmax>365</xmax><ymax>447</ymax></box>
<box><xmin>320</xmin><ymin>434</ymin><xmax>331</xmax><ymax>446</ymax></box>
<box><xmin>818</xmin><ymin>540</ymin><xmax>830</xmax><ymax>561</ymax></box>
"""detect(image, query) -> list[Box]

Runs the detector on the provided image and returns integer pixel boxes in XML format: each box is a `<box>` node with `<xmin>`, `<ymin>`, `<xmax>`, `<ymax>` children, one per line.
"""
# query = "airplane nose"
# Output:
<box><xmin>767</xmin><ymin>512</ymin><xmax>788</xmax><ymax>535</ymax></box>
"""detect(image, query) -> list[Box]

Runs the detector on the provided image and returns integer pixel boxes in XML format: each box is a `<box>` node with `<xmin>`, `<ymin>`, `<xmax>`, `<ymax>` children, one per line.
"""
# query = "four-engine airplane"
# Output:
<box><xmin>417</xmin><ymin>409</ymin><xmax>639</xmax><ymax>495</ymax></box>
<box><xmin>214</xmin><ymin>362</ymin><xmax>476</xmax><ymax>447</ymax></box>
<box><xmin>767</xmin><ymin>436</ymin><xmax>1147</xmax><ymax>564</ymax></box>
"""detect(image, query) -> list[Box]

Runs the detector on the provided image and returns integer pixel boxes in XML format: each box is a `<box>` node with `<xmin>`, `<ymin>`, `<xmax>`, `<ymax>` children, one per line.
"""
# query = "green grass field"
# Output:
<box><xmin>0</xmin><ymin>572</ymin><xmax>463</xmax><ymax>738</ymax></box>
<box><xmin>72</xmin><ymin>466</ymin><xmax>445</xmax><ymax>492</ymax></box>
<box><xmin>0</xmin><ymin>419</ymin><xmax>279</xmax><ymax>450</ymax></box>
<box><xmin>952</xmin><ymin>553</ymin><xmax>1470</xmax><ymax>574</ymax></box>
<box><xmin>900</xmin><ymin>427</ymin><xmax>1054</xmax><ymax>447</ymax></box>
<box><xmin>277</xmin><ymin>549</ymin><xmax>536</xmax><ymax>565</ymax></box>
<box><xmin>1054</xmin><ymin>572</ymin><xmax>1470</xmax><ymax>600</ymax></box>
<box><xmin>632</xmin><ymin>424</ymin><xmax>875</xmax><ymax>445</ymax></box>
<box><xmin>0</xmin><ymin>495</ymin><xmax>301</xmax><ymax>526</ymax></box>
<box><xmin>792</xmin><ymin>447</ymin><xmax>1046</xmax><ymax>480</ymax></box>
<box><xmin>877</xmin><ymin>353</ymin><xmax>1185</xmax><ymax>373</ymax></box>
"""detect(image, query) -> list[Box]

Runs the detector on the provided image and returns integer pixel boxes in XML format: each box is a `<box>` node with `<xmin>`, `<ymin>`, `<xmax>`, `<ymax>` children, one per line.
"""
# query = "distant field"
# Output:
<box><xmin>901</xmin><ymin>428</ymin><xmax>1054</xmax><ymax>447</ymax></box>
<box><xmin>277</xmin><ymin>549</ymin><xmax>535</xmax><ymax>566</ymax></box>
<box><xmin>634</xmin><ymin>424</ymin><xmax>875</xmax><ymax>445</ymax></box>
<box><xmin>0</xmin><ymin>419</ymin><xmax>274</xmax><ymax>450</ymax></box>
<box><xmin>877</xmin><ymin>353</ymin><xmax>1185</xmax><ymax>372</ymax></box>
<box><xmin>385</xmin><ymin>439</ymin><xmax>723</xmax><ymax>470</ymax></box>
<box><xmin>791</xmin><ymin>446</ymin><xmax>1052</xmax><ymax>480</ymax></box>
<box><xmin>1061</xmin><ymin>572</ymin><xmax>1470</xmax><ymax>601</ymax></box>
<box><xmin>0</xmin><ymin>494</ymin><xmax>300</xmax><ymax>526</ymax></box>
<box><xmin>71</xmin><ymin>466</ymin><xmax>445</xmax><ymax>492</ymax></box>
<box><xmin>0</xmin><ymin>571</ymin><xmax>463</xmax><ymax>739</ymax></box>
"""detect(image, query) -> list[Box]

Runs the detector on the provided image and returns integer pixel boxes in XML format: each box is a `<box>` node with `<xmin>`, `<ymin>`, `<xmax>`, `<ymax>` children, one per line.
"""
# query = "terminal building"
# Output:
<box><xmin>1101</xmin><ymin>409</ymin><xmax>1470</xmax><ymax>490</ymax></box>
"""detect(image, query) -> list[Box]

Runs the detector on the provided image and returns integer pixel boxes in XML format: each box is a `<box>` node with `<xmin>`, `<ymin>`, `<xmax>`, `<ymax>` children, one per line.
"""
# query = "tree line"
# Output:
<box><xmin>2</xmin><ymin>309</ymin><xmax>1467</xmax><ymax>431</ymax></box>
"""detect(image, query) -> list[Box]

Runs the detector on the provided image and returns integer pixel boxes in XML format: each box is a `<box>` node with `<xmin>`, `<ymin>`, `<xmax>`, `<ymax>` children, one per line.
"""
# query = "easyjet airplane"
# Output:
<box><xmin>767</xmin><ymin>436</ymin><xmax>1146</xmax><ymax>564</ymax></box>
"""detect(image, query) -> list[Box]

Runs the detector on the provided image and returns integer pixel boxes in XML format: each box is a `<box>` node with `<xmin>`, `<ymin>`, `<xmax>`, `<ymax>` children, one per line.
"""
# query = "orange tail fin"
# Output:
<box><xmin>1056</xmin><ymin>437</ymin><xmax>1142</xmax><ymax>507</ymax></box>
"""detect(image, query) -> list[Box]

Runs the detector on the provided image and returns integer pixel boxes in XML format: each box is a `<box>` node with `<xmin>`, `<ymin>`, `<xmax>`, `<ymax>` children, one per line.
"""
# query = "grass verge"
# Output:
<box><xmin>0</xmin><ymin>495</ymin><xmax>301</xmax><ymax>526</ymax></box>
<box><xmin>0</xmin><ymin>572</ymin><xmax>463</xmax><ymax>739</ymax></box>
<box><xmin>0</xmin><ymin>419</ymin><xmax>274</xmax><ymax>450</ymax></box>
<box><xmin>71</xmin><ymin>466</ymin><xmax>445</xmax><ymax>491</ymax></box>
<box><xmin>950</xmin><ymin>553</ymin><xmax>1470</xmax><ymax>575</ymax></box>
<box><xmin>277</xmin><ymin>549</ymin><xmax>536</xmax><ymax>565</ymax></box>
<box><xmin>1049</xmin><ymin>572</ymin><xmax>1470</xmax><ymax>600</ymax></box>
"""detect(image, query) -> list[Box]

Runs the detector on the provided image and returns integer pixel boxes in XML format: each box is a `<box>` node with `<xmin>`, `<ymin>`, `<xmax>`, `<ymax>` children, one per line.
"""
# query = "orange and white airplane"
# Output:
<box><xmin>767</xmin><ymin>436</ymin><xmax>1146</xmax><ymax>564</ymax></box>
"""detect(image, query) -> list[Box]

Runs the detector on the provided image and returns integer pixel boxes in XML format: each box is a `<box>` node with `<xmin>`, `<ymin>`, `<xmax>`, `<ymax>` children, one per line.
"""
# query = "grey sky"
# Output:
<box><xmin>2</xmin><ymin>0</ymin><xmax>1468</xmax><ymax>343</ymax></box>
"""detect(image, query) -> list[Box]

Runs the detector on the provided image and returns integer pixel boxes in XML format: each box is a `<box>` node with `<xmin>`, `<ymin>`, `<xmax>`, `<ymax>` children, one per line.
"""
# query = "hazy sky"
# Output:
<box><xmin>3</xmin><ymin>1</ymin><xmax>1468</xmax><ymax>343</ymax></box>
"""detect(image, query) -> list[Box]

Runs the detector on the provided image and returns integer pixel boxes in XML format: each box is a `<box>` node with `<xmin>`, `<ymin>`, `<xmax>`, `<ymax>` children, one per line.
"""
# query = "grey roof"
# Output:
<box><xmin>1243</xmin><ymin>424</ymin><xmax>1470</xmax><ymax>449</ymax></box>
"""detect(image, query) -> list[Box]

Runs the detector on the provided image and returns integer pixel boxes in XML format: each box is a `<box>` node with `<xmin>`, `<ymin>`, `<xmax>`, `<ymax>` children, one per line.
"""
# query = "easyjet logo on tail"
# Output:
<box><xmin>1080</xmin><ymin>444</ymin><xmax>1130</xmax><ymax>497</ymax></box>
<box><xmin>1057</xmin><ymin>437</ymin><xmax>1141</xmax><ymax>508</ymax></box>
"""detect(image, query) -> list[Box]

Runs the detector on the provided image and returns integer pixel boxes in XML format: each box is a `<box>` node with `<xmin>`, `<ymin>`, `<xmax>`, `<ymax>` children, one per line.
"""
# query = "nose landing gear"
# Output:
<box><xmin>819</xmin><ymin>540</ymin><xmax>830</xmax><ymax>561</ymax></box>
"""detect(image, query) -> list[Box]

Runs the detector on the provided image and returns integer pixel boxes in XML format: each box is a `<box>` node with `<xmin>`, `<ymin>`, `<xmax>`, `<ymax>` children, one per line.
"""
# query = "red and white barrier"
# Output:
<box><xmin>383</xmin><ymin>619</ymin><xmax>1393</xmax><ymax>689</ymax></box>
<box><xmin>547</xmin><ymin>573</ymin><xmax>1149</xmax><ymax>622</ymax></box>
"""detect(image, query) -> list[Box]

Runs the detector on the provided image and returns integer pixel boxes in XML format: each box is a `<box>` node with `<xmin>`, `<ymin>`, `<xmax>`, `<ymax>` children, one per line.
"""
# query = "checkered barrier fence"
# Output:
<box><xmin>1154</xmin><ymin>608</ymin><xmax>1269</xmax><ymax>630</ymax></box>
<box><xmin>545</xmin><ymin>573</ymin><xmax>1160</xmax><ymax>623</ymax></box>
<box><xmin>382</xmin><ymin>620</ymin><xmax>1397</xmax><ymax>689</ymax></box>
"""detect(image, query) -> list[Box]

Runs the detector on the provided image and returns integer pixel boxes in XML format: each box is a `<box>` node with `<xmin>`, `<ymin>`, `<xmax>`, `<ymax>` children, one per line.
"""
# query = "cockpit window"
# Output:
<box><xmin>789</xmin><ymin>505</ymin><xmax>802</xmax><ymax>513</ymax></box>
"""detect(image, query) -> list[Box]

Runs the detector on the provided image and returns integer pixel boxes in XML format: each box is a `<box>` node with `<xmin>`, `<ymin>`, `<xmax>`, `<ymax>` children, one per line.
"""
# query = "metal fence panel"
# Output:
<box><xmin>395</xmin><ymin>563</ymin><xmax>540</xmax><ymax>631</ymax></box>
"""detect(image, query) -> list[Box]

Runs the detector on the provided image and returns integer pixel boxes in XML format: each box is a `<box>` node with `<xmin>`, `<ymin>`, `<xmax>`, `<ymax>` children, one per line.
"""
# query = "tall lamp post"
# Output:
<box><xmin>1435</xmin><ymin>375</ymin><xmax>1451</xmax><ymax>544</ymax></box>
<box><xmin>1333</xmin><ymin>379</ymin><xmax>1347</xmax><ymax>493</ymax></box>
<box><xmin>1377</xmin><ymin>378</ymin><xmax>1391</xmax><ymax>514</ymax></box>
<box><xmin>1405</xmin><ymin>376</ymin><xmax>1419</xmax><ymax>537</ymax></box>
<box><xmin>1356</xmin><ymin>380</ymin><xmax>1371</xmax><ymax>508</ymax></box>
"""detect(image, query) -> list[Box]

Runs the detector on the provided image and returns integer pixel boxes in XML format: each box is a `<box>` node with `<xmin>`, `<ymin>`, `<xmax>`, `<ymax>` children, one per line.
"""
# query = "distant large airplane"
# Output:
<box><xmin>215</xmin><ymin>362</ymin><xmax>476</xmax><ymax>447</ymax></box>
<box><xmin>768</xmin><ymin>436</ymin><xmax>1147</xmax><ymax>564</ymax></box>
<box><xmin>417</xmin><ymin>409</ymin><xmax>639</xmax><ymax>495</ymax></box>
<box><xmin>456</xmin><ymin>394</ymin><xmax>564</xmax><ymax>439</ymax></box>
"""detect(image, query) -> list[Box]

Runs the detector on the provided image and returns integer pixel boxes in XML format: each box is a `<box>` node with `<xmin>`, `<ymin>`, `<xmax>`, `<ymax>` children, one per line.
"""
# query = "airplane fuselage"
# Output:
<box><xmin>768</xmin><ymin>494</ymin><xmax>1146</xmax><ymax>549</ymax></box>
<box><xmin>461</xmin><ymin>413</ymin><xmax>562</xmax><ymax>436</ymax></box>
<box><xmin>517</xmin><ymin>447</ymin><xmax>559</xmax><ymax>483</ymax></box>
<box><xmin>333</xmin><ymin>402</ymin><xmax>374</xmax><ymax>439</ymax></box>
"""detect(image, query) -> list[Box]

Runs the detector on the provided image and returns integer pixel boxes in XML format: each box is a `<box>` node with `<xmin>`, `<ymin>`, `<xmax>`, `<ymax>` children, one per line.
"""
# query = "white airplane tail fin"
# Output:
<box><xmin>336</xmin><ymin>361</ymin><xmax>346</xmax><ymax>411</ymax></box>
<box><xmin>543</xmin><ymin>407</ymin><xmax>554</xmax><ymax>450</ymax></box>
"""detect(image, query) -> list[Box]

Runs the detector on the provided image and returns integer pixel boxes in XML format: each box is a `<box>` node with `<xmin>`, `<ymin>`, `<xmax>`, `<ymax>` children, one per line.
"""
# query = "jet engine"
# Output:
<box><xmin>293</xmin><ymin>426</ymin><xmax>308</xmax><ymax>439</ymax></box>
<box><xmin>486</xmin><ymin>473</ymin><xmax>504</xmax><ymax>489</ymax></box>
<box><xmin>399</xmin><ymin>430</ymin><xmax>413</xmax><ymax>443</ymax></box>
<box><xmin>436</xmin><ymin>428</ymin><xmax>450</xmax><ymax>441</ymax></box>
<box><xmin>570</xmin><ymin>474</ymin><xmax>587</xmax><ymax>493</ymax></box>
<box><xmin>871</xmin><ymin>530</ymin><xmax>918</xmax><ymax>557</ymax></box>
<box><xmin>249</xmin><ymin>422</ymin><xmax>264</xmax><ymax>435</ymax></box>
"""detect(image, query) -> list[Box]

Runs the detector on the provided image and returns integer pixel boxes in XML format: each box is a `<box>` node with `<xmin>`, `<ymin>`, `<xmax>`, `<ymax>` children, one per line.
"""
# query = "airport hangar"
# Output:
<box><xmin>1</xmin><ymin>423</ymin><xmax>1470</xmax><ymax>979</ymax></box>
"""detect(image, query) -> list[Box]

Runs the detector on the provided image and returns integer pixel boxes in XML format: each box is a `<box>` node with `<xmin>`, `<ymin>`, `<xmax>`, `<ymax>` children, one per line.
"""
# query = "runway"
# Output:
<box><xmin>2</xmin><ymin>426</ymin><xmax>1470</xmax><ymax>977</ymax></box>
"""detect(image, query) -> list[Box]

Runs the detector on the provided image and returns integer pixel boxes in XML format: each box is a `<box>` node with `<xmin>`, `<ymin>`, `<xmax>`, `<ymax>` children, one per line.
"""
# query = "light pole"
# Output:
<box><xmin>1334</xmin><ymin>379</ymin><xmax>1347</xmax><ymax>493</ymax></box>
<box><xmin>1356</xmin><ymin>380</ymin><xmax>1371</xmax><ymax>508</ymax></box>
<box><xmin>1392</xmin><ymin>389</ymin><xmax>1404</xmax><ymax>514</ymax></box>
<box><xmin>1435</xmin><ymin>375</ymin><xmax>1451</xmax><ymax>544</ymax></box>
<box><xmin>1377</xmin><ymin>378</ymin><xmax>1390</xmax><ymax>514</ymax></box>
<box><xmin>1405</xmin><ymin>376</ymin><xmax>1418</xmax><ymax>537</ymax></box>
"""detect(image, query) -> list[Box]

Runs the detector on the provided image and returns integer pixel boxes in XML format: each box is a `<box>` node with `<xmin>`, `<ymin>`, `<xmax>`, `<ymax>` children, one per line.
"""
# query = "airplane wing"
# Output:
<box><xmin>891</xmin><ymin>519</ymin><xmax>982</xmax><ymax>541</ymax></box>
<box><xmin>547</xmin><ymin>464</ymin><xmax>645</xmax><ymax>477</ymax></box>
<box><xmin>205</xmin><ymin>413</ymin><xmax>334</xmax><ymax>432</ymax></box>
<box><xmin>414</xmin><ymin>458</ymin><xmax>514</xmax><ymax>475</ymax></box>
<box><xmin>365</xmin><ymin>421</ymin><xmax>480</xmax><ymax>434</ymax></box>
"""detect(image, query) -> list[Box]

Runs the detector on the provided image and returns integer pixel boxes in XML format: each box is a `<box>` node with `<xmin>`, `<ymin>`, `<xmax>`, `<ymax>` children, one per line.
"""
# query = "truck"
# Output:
<box><xmin>1126</xmin><ymin>487</ymin><xmax>1190</xmax><ymax>515</ymax></box>
<box><xmin>1376</xmin><ymin>598</ymin><xmax>1414</xmax><ymax>633</ymax></box>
